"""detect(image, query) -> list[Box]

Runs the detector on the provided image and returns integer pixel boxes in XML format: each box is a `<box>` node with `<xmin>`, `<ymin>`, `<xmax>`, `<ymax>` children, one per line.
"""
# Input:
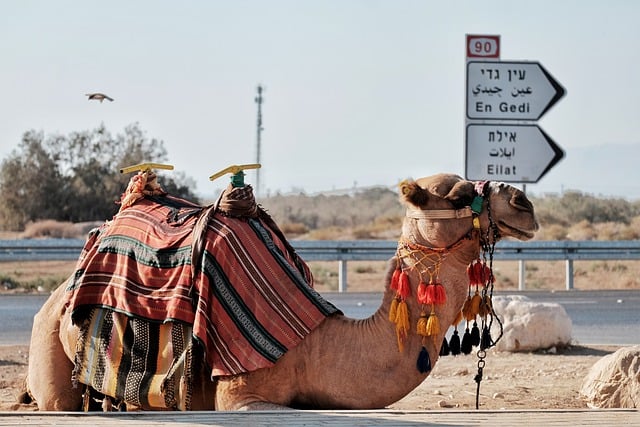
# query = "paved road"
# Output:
<box><xmin>1</xmin><ymin>290</ymin><xmax>638</xmax><ymax>346</ymax></box>
<box><xmin>324</xmin><ymin>289</ymin><xmax>640</xmax><ymax>346</ymax></box>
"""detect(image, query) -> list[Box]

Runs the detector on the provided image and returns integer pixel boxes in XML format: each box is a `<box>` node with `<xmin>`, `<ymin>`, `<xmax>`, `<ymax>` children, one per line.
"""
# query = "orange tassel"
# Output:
<box><xmin>417</xmin><ymin>312</ymin><xmax>429</xmax><ymax>336</ymax></box>
<box><xmin>452</xmin><ymin>309</ymin><xmax>464</xmax><ymax>326</ymax></box>
<box><xmin>395</xmin><ymin>301</ymin><xmax>410</xmax><ymax>352</ymax></box>
<box><xmin>397</xmin><ymin>271</ymin><xmax>411</xmax><ymax>299</ymax></box>
<box><xmin>389</xmin><ymin>298</ymin><xmax>398</xmax><ymax>322</ymax></box>
<box><xmin>479</xmin><ymin>295</ymin><xmax>493</xmax><ymax>317</ymax></box>
<box><xmin>470</xmin><ymin>291</ymin><xmax>482</xmax><ymax>316</ymax></box>
<box><xmin>462</xmin><ymin>295</ymin><xmax>475</xmax><ymax>321</ymax></box>
<box><xmin>426</xmin><ymin>312</ymin><xmax>440</xmax><ymax>337</ymax></box>
<box><xmin>417</xmin><ymin>282</ymin><xmax>428</xmax><ymax>305</ymax></box>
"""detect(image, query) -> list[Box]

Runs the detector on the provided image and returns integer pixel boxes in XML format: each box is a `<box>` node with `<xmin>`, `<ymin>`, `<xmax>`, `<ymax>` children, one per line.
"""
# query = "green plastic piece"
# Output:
<box><xmin>230</xmin><ymin>171</ymin><xmax>246</xmax><ymax>187</ymax></box>
<box><xmin>470</xmin><ymin>196</ymin><xmax>484</xmax><ymax>214</ymax></box>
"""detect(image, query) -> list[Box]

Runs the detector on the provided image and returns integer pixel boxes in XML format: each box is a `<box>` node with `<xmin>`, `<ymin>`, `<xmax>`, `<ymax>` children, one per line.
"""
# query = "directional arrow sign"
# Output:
<box><xmin>465</xmin><ymin>124</ymin><xmax>564</xmax><ymax>183</ymax></box>
<box><xmin>466</xmin><ymin>61</ymin><xmax>565</xmax><ymax>121</ymax></box>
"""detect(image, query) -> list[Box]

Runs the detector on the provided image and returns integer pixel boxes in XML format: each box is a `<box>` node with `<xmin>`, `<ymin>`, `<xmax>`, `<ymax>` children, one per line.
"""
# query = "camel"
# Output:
<box><xmin>23</xmin><ymin>173</ymin><xmax>537</xmax><ymax>411</ymax></box>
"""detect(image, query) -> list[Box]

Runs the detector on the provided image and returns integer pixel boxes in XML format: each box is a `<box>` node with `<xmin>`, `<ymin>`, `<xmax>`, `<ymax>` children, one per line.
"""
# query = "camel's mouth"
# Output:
<box><xmin>497</xmin><ymin>219</ymin><xmax>537</xmax><ymax>241</ymax></box>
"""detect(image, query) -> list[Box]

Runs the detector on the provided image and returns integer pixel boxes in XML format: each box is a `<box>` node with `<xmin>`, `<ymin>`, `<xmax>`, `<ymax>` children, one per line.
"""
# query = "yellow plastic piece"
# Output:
<box><xmin>209</xmin><ymin>163</ymin><xmax>261</xmax><ymax>182</ymax></box>
<box><xmin>120</xmin><ymin>162</ymin><xmax>174</xmax><ymax>174</ymax></box>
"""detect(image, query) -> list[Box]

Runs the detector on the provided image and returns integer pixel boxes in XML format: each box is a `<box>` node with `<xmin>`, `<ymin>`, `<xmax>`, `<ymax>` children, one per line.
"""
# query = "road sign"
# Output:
<box><xmin>466</xmin><ymin>35</ymin><xmax>500</xmax><ymax>59</ymax></box>
<box><xmin>466</xmin><ymin>61</ymin><xmax>565</xmax><ymax>120</ymax></box>
<box><xmin>465</xmin><ymin>123</ymin><xmax>564</xmax><ymax>183</ymax></box>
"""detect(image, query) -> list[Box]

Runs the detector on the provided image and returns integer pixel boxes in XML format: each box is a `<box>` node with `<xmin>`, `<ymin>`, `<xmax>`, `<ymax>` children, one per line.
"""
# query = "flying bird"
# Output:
<box><xmin>85</xmin><ymin>93</ymin><xmax>114</xmax><ymax>103</ymax></box>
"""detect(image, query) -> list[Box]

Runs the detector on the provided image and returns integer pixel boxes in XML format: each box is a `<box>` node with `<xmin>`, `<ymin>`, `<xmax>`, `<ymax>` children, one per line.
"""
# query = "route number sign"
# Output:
<box><xmin>466</xmin><ymin>35</ymin><xmax>500</xmax><ymax>59</ymax></box>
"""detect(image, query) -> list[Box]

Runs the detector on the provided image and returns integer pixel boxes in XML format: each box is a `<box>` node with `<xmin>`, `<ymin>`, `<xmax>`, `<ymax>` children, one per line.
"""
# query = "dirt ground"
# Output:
<box><xmin>0</xmin><ymin>343</ymin><xmax>619</xmax><ymax>411</ymax></box>
<box><xmin>0</xmin><ymin>258</ymin><xmax>632</xmax><ymax>412</ymax></box>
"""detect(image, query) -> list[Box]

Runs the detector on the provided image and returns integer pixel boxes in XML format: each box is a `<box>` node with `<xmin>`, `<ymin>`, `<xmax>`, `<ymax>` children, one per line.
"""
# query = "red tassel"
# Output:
<box><xmin>433</xmin><ymin>283</ymin><xmax>447</xmax><ymax>305</ymax></box>
<box><xmin>425</xmin><ymin>282</ymin><xmax>436</xmax><ymax>305</ymax></box>
<box><xmin>473</xmin><ymin>260</ymin><xmax>484</xmax><ymax>285</ymax></box>
<box><xmin>483</xmin><ymin>263</ymin><xmax>495</xmax><ymax>284</ymax></box>
<box><xmin>397</xmin><ymin>271</ymin><xmax>411</xmax><ymax>299</ymax></box>
<box><xmin>391</xmin><ymin>268</ymin><xmax>401</xmax><ymax>291</ymax></box>
<box><xmin>417</xmin><ymin>282</ymin><xmax>428</xmax><ymax>305</ymax></box>
<box><xmin>466</xmin><ymin>262</ymin><xmax>475</xmax><ymax>284</ymax></box>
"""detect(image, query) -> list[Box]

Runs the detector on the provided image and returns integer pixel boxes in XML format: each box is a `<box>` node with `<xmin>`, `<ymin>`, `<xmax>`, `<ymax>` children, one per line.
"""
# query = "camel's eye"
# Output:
<box><xmin>511</xmin><ymin>192</ymin><xmax>534</xmax><ymax>212</ymax></box>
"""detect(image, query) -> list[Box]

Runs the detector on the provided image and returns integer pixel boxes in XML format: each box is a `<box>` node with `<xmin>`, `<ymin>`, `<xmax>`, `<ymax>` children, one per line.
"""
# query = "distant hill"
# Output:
<box><xmin>529</xmin><ymin>143</ymin><xmax>640</xmax><ymax>199</ymax></box>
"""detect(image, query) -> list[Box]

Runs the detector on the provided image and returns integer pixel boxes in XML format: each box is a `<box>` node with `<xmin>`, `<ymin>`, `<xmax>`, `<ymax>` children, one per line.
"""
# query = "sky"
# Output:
<box><xmin>2</xmin><ymin>1</ymin><xmax>640</xmax><ymax>200</ymax></box>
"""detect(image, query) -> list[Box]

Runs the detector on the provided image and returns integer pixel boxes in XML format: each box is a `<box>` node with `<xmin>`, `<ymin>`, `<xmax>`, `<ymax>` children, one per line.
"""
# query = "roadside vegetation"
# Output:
<box><xmin>2</xmin><ymin>124</ymin><xmax>640</xmax><ymax>292</ymax></box>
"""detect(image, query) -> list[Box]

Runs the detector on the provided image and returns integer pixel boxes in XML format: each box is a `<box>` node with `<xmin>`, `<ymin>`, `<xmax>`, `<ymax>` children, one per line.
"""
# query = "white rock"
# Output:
<box><xmin>490</xmin><ymin>295</ymin><xmax>572</xmax><ymax>352</ymax></box>
<box><xmin>580</xmin><ymin>346</ymin><xmax>640</xmax><ymax>408</ymax></box>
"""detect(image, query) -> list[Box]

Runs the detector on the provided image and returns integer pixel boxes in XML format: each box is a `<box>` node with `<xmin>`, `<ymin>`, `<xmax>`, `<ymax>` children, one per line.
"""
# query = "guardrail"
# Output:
<box><xmin>3</xmin><ymin>239</ymin><xmax>640</xmax><ymax>291</ymax></box>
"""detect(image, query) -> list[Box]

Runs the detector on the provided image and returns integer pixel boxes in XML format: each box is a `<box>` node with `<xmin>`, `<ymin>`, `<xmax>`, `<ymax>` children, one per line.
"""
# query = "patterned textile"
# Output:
<box><xmin>73</xmin><ymin>307</ymin><xmax>194</xmax><ymax>410</ymax></box>
<box><xmin>66</xmin><ymin>185</ymin><xmax>339</xmax><ymax>380</ymax></box>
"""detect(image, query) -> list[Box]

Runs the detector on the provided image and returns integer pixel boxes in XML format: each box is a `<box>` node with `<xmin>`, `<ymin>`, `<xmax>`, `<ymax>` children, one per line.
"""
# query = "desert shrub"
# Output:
<box><xmin>536</xmin><ymin>224</ymin><xmax>567</xmax><ymax>240</ymax></box>
<box><xmin>352</xmin><ymin>226</ymin><xmax>376</xmax><ymax>239</ymax></box>
<box><xmin>594</xmin><ymin>222</ymin><xmax>627</xmax><ymax>240</ymax></box>
<box><xmin>305</xmin><ymin>226</ymin><xmax>349</xmax><ymax>240</ymax></box>
<box><xmin>567</xmin><ymin>220</ymin><xmax>596</xmax><ymax>240</ymax></box>
<box><xmin>279</xmin><ymin>222</ymin><xmax>309</xmax><ymax>237</ymax></box>
<box><xmin>21</xmin><ymin>220</ymin><xmax>79</xmax><ymax>238</ymax></box>
<box><xmin>355</xmin><ymin>265</ymin><xmax>376</xmax><ymax>274</ymax></box>
<box><xmin>0</xmin><ymin>275</ymin><xmax>19</xmax><ymax>290</ymax></box>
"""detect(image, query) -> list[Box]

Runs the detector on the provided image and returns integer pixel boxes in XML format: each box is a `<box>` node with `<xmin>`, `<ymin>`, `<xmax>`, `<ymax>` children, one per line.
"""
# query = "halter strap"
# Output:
<box><xmin>405</xmin><ymin>206</ymin><xmax>473</xmax><ymax>220</ymax></box>
<box><xmin>405</xmin><ymin>181</ymin><xmax>490</xmax><ymax>221</ymax></box>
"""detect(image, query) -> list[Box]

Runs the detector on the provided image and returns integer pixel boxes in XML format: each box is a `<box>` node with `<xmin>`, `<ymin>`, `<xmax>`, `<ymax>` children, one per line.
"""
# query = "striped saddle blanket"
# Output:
<box><xmin>66</xmin><ymin>185</ymin><xmax>339</xmax><ymax>408</ymax></box>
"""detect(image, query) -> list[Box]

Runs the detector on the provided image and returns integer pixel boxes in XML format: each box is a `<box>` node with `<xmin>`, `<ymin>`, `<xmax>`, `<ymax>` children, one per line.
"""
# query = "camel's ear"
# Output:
<box><xmin>399</xmin><ymin>179</ymin><xmax>429</xmax><ymax>207</ymax></box>
<box><xmin>444</xmin><ymin>180</ymin><xmax>476</xmax><ymax>208</ymax></box>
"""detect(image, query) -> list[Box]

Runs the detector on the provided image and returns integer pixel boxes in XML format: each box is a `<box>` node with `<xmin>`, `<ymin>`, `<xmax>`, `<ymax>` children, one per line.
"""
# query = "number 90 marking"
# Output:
<box><xmin>466</xmin><ymin>35</ymin><xmax>500</xmax><ymax>58</ymax></box>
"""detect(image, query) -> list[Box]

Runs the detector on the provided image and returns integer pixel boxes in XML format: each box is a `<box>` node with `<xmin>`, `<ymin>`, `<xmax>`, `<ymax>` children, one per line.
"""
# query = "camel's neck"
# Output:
<box><xmin>325</xmin><ymin>239</ymin><xmax>481</xmax><ymax>407</ymax></box>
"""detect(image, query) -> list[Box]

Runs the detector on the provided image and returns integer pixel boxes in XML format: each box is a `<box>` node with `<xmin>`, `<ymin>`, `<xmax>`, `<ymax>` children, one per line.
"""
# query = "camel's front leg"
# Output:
<box><xmin>214</xmin><ymin>372</ymin><xmax>294</xmax><ymax>411</ymax></box>
<box><xmin>27</xmin><ymin>284</ymin><xmax>83</xmax><ymax>410</ymax></box>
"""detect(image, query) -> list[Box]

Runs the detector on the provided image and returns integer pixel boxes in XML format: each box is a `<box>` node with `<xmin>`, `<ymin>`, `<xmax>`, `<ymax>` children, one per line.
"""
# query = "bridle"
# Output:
<box><xmin>401</xmin><ymin>180</ymin><xmax>497</xmax><ymax>252</ymax></box>
<box><xmin>394</xmin><ymin>179</ymin><xmax>503</xmax><ymax>410</ymax></box>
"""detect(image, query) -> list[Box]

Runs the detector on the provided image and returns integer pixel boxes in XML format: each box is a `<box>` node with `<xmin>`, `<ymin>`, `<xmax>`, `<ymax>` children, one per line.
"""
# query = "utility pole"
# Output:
<box><xmin>254</xmin><ymin>85</ymin><xmax>264</xmax><ymax>196</ymax></box>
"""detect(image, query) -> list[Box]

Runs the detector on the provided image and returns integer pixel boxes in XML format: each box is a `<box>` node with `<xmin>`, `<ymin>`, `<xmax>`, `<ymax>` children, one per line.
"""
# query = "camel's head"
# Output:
<box><xmin>399</xmin><ymin>173</ymin><xmax>538</xmax><ymax>249</ymax></box>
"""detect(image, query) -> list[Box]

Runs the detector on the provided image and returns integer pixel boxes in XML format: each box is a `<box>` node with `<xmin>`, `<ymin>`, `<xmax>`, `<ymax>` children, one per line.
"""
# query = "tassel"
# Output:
<box><xmin>466</xmin><ymin>262</ymin><xmax>473</xmax><ymax>283</ymax></box>
<box><xmin>470</xmin><ymin>321</ymin><xmax>481</xmax><ymax>347</ymax></box>
<box><xmin>470</xmin><ymin>291</ymin><xmax>482</xmax><ymax>316</ymax></box>
<box><xmin>449</xmin><ymin>329</ymin><xmax>461</xmax><ymax>355</ymax></box>
<box><xmin>452</xmin><ymin>309</ymin><xmax>463</xmax><ymax>327</ymax></box>
<box><xmin>390</xmin><ymin>268</ymin><xmax>401</xmax><ymax>291</ymax></box>
<box><xmin>461</xmin><ymin>327</ymin><xmax>473</xmax><ymax>355</ymax></box>
<box><xmin>425</xmin><ymin>282</ymin><xmax>436</xmax><ymax>305</ymax></box>
<box><xmin>479</xmin><ymin>295</ymin><xmax>492</xmax><ymax>317</ymax></box>
<box><xmin>467</xmin><ymin>261</ymin><xmax>478</xmax><ymax>285</ymax></box>
<box><xmin>425</xmin><ymin>312</ymin><xmax>440</xmax><ymax>337</ymax></box>
<box><xmin>416</xmin><ymin>313</ymin><xmax>428</xmax><ymax>336</ymax></box>
<box><xmin>417</xmin><ymin>346</ymin><xmax>431</xmax><ymax>373</ymax></box>
<box><xmin>389</xmin><ymin>298</ymin><xmax>398</xmax><ymax>322</ymax></box>
<box><xmin>417</xmin><ymin>282</ymin><xmax>428</xmax><ymax>305</ymax></box>
<box><xmin>397</xmin><ymin>271</ymin><xmax>411</xmax><ymax>299</ymax></box>
<box><xmin>462</xmin><ymin>295</ymin><xmax>475</xmax><ymax>322</ymax></box>
<box><xmin>394</xmin><ymin>301</ymin><xmax>410</xmax><ymax>352</ymax></box>
<box><xmin>483</xmin><ymin>263</ymin><xmax>495</xmax><ymax>285</ymax></box>
<box><xmin>440</xmin><ymin>336</ymin><xmax>450</xmax><ymax>356</ymax></box>
<box><xmin>481</xmin><ymin>325</ymin><xmax>493</xmax><ymax>350</ymax></box>
<box><xmin>433</xmin><ymin>283</ymin><xmax>447</xmax><ymax>305</ymax></box>
<box><xmin>473</xmin><ymin>260</ymin><xmax>485</xmax><ymax>284</ymax></box>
